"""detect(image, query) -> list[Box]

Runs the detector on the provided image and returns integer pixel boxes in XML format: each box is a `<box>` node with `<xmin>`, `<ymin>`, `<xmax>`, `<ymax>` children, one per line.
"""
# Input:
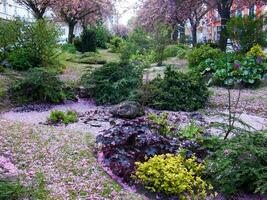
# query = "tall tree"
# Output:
<box><xmin>53</xmin><ymin>0</ymin><xmax>113</xmax><ymax>43</ymax></box>
<box><xmin>17</xmin><ymin>0</ymin><xmax>53</xmax><ymax>19</ymax></box>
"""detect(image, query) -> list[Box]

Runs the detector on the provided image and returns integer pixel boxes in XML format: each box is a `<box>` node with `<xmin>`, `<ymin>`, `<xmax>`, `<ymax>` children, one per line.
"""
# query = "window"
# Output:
<box><xmin>2</xmin><ymin>0</ymin><xmax>7</xmax><ymax>13</ymax></box>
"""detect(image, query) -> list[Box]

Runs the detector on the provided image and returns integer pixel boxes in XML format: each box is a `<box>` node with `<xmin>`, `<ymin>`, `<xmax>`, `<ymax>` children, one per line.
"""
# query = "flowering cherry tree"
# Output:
<box><xmin>53</xmin><ymin>0</ymin><xmax>114</xmax><ymax>43</ymax></box>
<box><xmin>17</xmin><ymin>0</ymin><xmax>53</xmax><ymax>19</ymax></box>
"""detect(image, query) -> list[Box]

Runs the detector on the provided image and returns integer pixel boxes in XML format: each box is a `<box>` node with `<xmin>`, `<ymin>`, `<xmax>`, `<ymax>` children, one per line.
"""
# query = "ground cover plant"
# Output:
<box><xmin>139</xmin><ymin>66</ymin><xmax>209</xmax><ymax>111</ymax></box>
<box><xmin>69</xmin><ymin>52</ymin><xmax>107</xmax><ymax>65</ymax></box>
<box><xmin>81</xmin><ymin>62</ymin><xmax>142</xmax><ymax>105</ymax></box>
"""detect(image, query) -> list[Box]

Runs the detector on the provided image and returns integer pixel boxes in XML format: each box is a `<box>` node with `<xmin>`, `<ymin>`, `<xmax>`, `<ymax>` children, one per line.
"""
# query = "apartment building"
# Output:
<box><xmin>197</xmin><ymin>4</ymin><xmax>267</xmax><ymax>43</ymax></box>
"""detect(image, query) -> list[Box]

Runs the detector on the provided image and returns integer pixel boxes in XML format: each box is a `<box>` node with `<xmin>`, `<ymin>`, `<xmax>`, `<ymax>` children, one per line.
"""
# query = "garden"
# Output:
<box><xmin>0</xmin><ymin>0</ymin><xmax>267</xmax><ymax>200</ymax></box>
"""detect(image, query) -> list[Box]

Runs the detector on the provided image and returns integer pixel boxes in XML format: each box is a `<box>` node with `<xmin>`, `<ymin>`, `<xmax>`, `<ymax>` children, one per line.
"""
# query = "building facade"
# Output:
<box><xmin>0</xmin><ymin>0</ymin><xmax>83</xmax><ymax>43</ymax></box>
<box><xmin>197</xmin><ymin>4</ymin><xmax>267</xmax><ymax>43</ymax></box>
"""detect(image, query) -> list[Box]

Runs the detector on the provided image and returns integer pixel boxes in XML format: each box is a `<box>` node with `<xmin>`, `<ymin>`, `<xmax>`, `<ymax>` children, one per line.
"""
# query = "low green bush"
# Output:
<box><xmin>164</xmin><ymin>45</ymin><xmax>180</xmax><ymax>58</ymax></box>
<box><xmin>206</xmin><ymin>131</ymin><xmax>267</xmax><ymax>196</ymax></box>
<box><xmin>140</xmin><ymin>66</ymin><xmax>209</xmax><ymax>111</ymax></box>
<box><xmin>61</xmin><ymin>43</ymin><xmax>76</xmax><ymax>54</ymax></box>
<box><xmin>134</xmin><ymin>154</ymin><xmax>212</xmax><ymax>199</ymax></box>
<box><xmin>10</xmin><ymin>68</ymin><xmax>66</xmax><ymax>104</ymax></box>
<box><xmin>188</xmin><ymin>45</ymin><xmax>222</xmax><ymax>69</ymax></box>
<box><xmin>48</xmin><ymin>110</ymin><xmax>78</xmax><ymax>124</ymax></box>
<box><xmin>94</xmin><ymin>24</ymin><xmax>111</xmax><ymax>49</ymax></box>
<box><xmin>81</xmin><ymin>62</ymin><xmax>142</xmax><ymax>105</ymax></box>
<box><xmin>0</xmin><ymin>65</ymin><xmax>4</xmax><ymax>73</ymax></box>
<box><xmin>109</xmin><ymin>36</ymin><xmax>124</xmax><ymax>53</ymax></box>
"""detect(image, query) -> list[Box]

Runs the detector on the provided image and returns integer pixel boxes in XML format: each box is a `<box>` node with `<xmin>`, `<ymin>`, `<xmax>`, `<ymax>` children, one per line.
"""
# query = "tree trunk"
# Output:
<box><xmin>179</xmin><ymin>23</ymin><xmax>185</xmax><ymax>44</ymax></box>
<box><xmin>68</xmin><ymin>23</ymin><xmax>76</xmax><ymax>44</ymax></box>
<box><xmin>218</xmin><ymin>2</ymin><xmax>231</xmax><ymax>52</ymax></box>
<box><xmin>192</xmin><ymin>24</ymin><xmax>197</xmax><ymax>47</ymax></box>
<box><xmin>172</xmin><ymin>29</ymin><xmax>178</xmax><ymax>42</ymax></box>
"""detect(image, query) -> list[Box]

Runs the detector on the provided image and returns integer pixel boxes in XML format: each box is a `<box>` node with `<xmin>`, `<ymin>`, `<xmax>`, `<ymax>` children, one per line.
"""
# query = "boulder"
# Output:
<box><xmin>110</xmin><ymin>101</ymin><xmax>144</xmax><ymax>119</ymax></box>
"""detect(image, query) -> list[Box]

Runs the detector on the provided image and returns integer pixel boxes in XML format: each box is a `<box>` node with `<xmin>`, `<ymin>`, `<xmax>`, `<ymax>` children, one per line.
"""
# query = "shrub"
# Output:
<box><xmin>61</xmin><ymin>43</ymin><xmax>76</xmax><ymax>54</ymax></box>
<box><xmin>246</xmin><ymin>44</ymin><xmax>266</xmax><ymax>58</ymax></box>
<box><xmin>227</xmin><ymin>16</ymin><xmax>267</xmax><ymax>53</ymax></box>
<box><xmin>135</xmin><ymin>154</ymin><xmax>212</xmax><ymax>199</ymax></box>
<box><xmin>129</xmin><ymin>51</ymin><xmax>156</xmax><ymax>69</ymax></box>
<box><xmin>48</xmin><ymin>110</ymin><xmax>78</xmax><ymax>124</ymax></box>
<box><xmin>94</xmin><ymin>24</ymin><xmax>111</xmax><ymax>49</ymax></box>
<box><xmin>70</xmin><ymin>52</ymin><xmax>107</xmax><ymax>64</ymax></box>
<box><xmin>143</xmin><ymin>66</ymin><xmax>209</xmax><ymax>111</ymax></box>
<box><xmin>75</xmin><ymin>28</ymin><xmax>97</xmax><ymax>53</ymax></box>
<box><xmin>10</xmin><ymin>68</ymin><xmax>66</xmax><ymax>104</ymax></box>
<box><xmin>150</xmin><ymin>23</ymin><xmax>171</xmax><ymax>66</ymax></box>
<box><xmin>0</xmin><ymin>65</ymin><xmax>5</xmax><ymax>73</ymax></box>
<box><xmin>121</xmin><ymin>27</ymin><xmax>152</xmax><ymax>61</ymax></box>
<box><xmin>96</xmin><ymin>119</ymin><xmax>207</xmax><ymax>183</ymax></box>
<box><xmin>163</xmin><ymin>45</ymin><xmax>179</xmax><ymax>58</ymax></box>
<box><xmin>148</xmin><ymin>112</ymin><xmax>172</xmax><ymax>136</ymax></box>
<box><xmin>206</xmin><ymin>131</ymin><xmax>267</xmax><ymax>196</ymax></box>
<box><xmin>0</xmin><ymin>18</ymin><xmax>23</xmax><ymax>60</ymax></box>
<box><xmin>109</xmin><ymin>36</ymin><xmax>124</xmax><ymax>53</ymax></box>
<box><xmin>188</xmin><ymin>45</ymin><xmax>222</xmax><ymax>69</ymax></box>
<box><xmin>81</xmin><ymin>62</ymin><xmax>142</xmax><ymax>105</ymax></box>
<box><xmin>7</xmin><ymin>19</ymin><xmax>59</xmax><ymax>71</ymax></box>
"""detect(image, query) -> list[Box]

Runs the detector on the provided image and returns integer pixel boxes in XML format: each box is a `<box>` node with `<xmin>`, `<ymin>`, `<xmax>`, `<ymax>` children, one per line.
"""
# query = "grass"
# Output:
<box><xmin>0</xmin><ymin>118</ymin><xmax>145</xmax><ymax>199</ymax></box>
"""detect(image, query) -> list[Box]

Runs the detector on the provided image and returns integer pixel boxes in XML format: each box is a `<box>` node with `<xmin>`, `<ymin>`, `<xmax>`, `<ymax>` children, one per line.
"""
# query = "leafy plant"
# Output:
<box><xmin>48</xmin><ymin>110</ymin><xmax>78</xmax><ymax>125</ymax></box>
<box><xmin>148</xmin><ymin>112</ymin><xmax>173</xmax><ymax>136</ymax></box>
<box><xmin>179</xmin><ymin>122</ymin><xmax>204</xmax><ymax>140</ymax></box>
<box><xmin>188</xmin><ymin>45</ymin><xmax>222</xmax><ymax>70</ymax></box>
<box><xmin>81</xmin><ymin>62</ymin><xmax>142</xmax><ymax>105</ymax></box>
<box><xmin>143</xmin><ymin>66</ymin><xmax>209</xmax><ymax>112</ymax></box>
<box><xmin>10</xmin><ymin>68</ymin><xmax>66</xmax><ymax>104</ymax></box>
<box><xmin>206</xmin><ymin>131</ymin><xmax>267</xmax><ymax>196</ymax></box>
<box><xmin>96</xmin><ymin>119</ymin><xmax>207</xmax><ymax>184</ymax></box>
<box><xmin>134</xmin><ymin>154</ymin><xmax>212</xmax><ymax>200</ymax></box>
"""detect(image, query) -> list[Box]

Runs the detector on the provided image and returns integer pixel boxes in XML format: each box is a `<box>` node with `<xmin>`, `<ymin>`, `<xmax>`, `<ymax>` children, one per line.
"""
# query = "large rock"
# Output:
<box><xmin>110</xmin><ymin>101</ymin><xmax>144</xmax><ymax>119</ymax></box>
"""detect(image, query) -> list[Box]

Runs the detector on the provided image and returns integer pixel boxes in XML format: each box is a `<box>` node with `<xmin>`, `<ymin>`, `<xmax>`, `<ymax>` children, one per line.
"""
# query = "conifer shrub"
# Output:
<box><xmin>141</xmin><ymin>66</ymin><xmax>209</xmax><ymax>111</ymax></box>
<box><xmin>10</xmin><ymin>68</ymin><xmax>66</xmax><ymax>104</ymax></box>
<box><xmin>81</xmin><ymin>62</ymin><xmax>142</xmax><ymax>105</ymax></box>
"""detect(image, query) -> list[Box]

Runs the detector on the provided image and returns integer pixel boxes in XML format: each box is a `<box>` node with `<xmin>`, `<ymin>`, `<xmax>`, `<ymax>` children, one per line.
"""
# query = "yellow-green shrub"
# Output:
<box><xmin>246</xmin><ymin>44</ymin><xmax>266</xmax><ymax>58</ymax></box>
<box><xmin>134</xmin><ymin>154</ymin><xmax>212</xmax><ymax>200</ymax></box>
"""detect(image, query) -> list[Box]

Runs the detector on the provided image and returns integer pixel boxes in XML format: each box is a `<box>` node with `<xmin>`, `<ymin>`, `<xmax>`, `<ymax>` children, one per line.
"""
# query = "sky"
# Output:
<box><xmin>115</xmin><ymin>0</ymin><xmax>139</xmax><ymax>25</ymax></box>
